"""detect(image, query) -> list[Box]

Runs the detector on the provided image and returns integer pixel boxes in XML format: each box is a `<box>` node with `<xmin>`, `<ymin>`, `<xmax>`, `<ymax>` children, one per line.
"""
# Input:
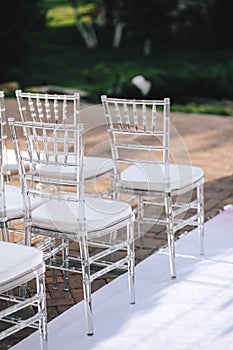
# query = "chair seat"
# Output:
<box><xmin>120</xmin><ymin>163</ymin><xmax>204</xmax><ymax>192</ymax></box>
<box><xmin>36</xmin><ymin>156</ymin><xmax>113</xmax><ymax>181</ymax></box>
<box><xmin>31</xmin><ymin>196</ymin><xmax>132</xmax><ymax>237</ymax></box>
<box><xmin>1</xmin><ymin>185</ymin><xmax>42</xmax><ymax>220</ymax></box>
<box><xmin>0</xmin><ymin>241</ymin><xmax>43</xmax><ymax>288</ymax></box>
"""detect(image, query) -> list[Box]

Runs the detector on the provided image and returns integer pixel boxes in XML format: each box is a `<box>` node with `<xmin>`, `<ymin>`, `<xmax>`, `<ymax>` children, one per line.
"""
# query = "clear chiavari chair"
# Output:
<box><xmin>0</xmin><ymin>241</ymin><xmax>47</xmax><ymax>349</ymax></box>
<box><xmin>0</xmin><ymin>91</ymin><xmax>41</xmax><ymax>242</ymax></box>
<box><xmin>9</xmin><ymin>118</ymin><xmax>135</xmax><ymax>335</ymax></box>
<box><xmin>15</xmin><ymin>89</ymin><xmax>114</xmax><ymax>196</ymax></box>
<box><xmin>101</xmin><ymin>95</ymin><xmax>204</xmax><ymax>278</ymax></box>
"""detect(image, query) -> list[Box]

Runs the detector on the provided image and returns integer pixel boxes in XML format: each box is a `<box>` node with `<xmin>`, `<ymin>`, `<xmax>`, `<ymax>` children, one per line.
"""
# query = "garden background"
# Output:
<box><xmin>1</xmin><ymin>0</ymin><xmax>233</xmax><ymax>115</ymax></box>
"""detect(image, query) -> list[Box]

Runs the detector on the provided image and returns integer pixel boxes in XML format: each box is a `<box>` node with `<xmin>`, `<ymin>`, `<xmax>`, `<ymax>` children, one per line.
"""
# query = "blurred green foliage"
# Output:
<box><xmin>1</xmin><ymin>0</ymin><xmax>233</xmax><ymax>116</ymax></box>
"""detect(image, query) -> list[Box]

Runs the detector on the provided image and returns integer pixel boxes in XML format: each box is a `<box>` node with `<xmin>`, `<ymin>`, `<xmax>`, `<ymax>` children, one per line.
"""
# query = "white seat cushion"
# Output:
<box><xmin>120</xmin><ymin>163</ymin><xmax>204</xmax><ymax>192</ymax></box>
<box><xmin>0</xmin><ymin>241</ymin><xmax>43</xmax><ymax>287</ymax></box>
<box><xmin>31</xmin><ymin>196</ymin><xmax>132</xmax><ymax>237</ymax></box>
<box><xmin>36</xmin><ymin>156</ymin><xmax>113</xmax><ymax>180</ymax></box>
<box><xmin>1</xmin><ymin>185</ymin><xmax>42</xmax><ymax>220</ymax></box>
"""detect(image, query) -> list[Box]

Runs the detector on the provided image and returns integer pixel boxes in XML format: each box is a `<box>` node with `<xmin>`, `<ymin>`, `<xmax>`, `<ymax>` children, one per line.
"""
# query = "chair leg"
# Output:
<box><xmin>19</xmin><ymin>283</ymin><xmax>28</xmax><ymax>298</ymax></box>
<box><xmin>197</xmin><ymin>183</ymin><xmax>205</xmax><ymax>256</ymax></box>
<box><xmin>51</xmin><ymin>267</ymin><xmax>58</xmax><ymax>290</ymax></box>
<box><xmin>63</xmin><ymin>240</ymin><xmax>69</xmax><ymax>291</ymax></box>
<box><xmin>109</xmin><ymin>230</ymin><xmax>117</xmax><ymax>244</ymax></box>
<box><xmin>24</xmin><ymin>218</ymin><xmax>32</xmax><ymax>246</ymax></box>
<box><xmin>137</xmin><ymin>195</ymin><xmax>144</xmax><ymax>247</ymax></box>
<box><xmin>51</xmin><ymin>255</ymin><xmax>58</xmax><ymax>290</ymax></box>
<box><xmin>110</xmin><ymin>172</ymin><xmax>115</xmax><ymax>200</ymax></box>
<box><xmin>164</xmin><ymin>194</ymin><xmax>176</xmax><ymax>278</ymax></box>
<box><xmin>37</xmin><ymin>272</ymin><xmax>48</xmax><ymax>349</ymax></box>
<box><xmin>112</xmin><ymin>177</ymin><xmax>119</xmax><ymax>201</ymax></box>
<box><xmin>127</xmin><ymin>221</ymin><xmax>135</xmax><ymax>304</ymax></box>
<box><xmin>79</xmin><ymin>235</ymin><xmax>93</xmax><ymax>336</ymax></box>
<box><xmin>1</xmin><ymin>222</ymin><xmax>9</xmax><ymax>241</ymax></box>
<box><xmin>50</xmin><ymin>238</ymin><xmax>58</xmax><ymax>291</ymax></box>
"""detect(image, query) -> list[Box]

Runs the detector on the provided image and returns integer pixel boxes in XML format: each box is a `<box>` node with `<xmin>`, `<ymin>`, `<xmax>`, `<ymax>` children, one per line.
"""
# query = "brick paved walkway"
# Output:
<box><xmin>1</xmin><ymin>99</ymin><xmax>233</xmax><ymax>349</ymax></box>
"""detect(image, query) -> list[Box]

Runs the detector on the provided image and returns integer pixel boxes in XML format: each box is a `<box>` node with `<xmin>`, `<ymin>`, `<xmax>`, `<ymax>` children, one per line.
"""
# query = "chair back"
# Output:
<box><xmin>8</xmin><ymin>119</ymin><xmax>85</xmax><ymax>238</ymax></box>
<box><xmin>16</xmin><ymin>89</ymin><xmax>80</xmax><ymax>125</ymax></box>
<box><xmin>0</xmin><ymin>91</ymin><xmax>9</xmax><ymax>175</ymax></box>
<box><xmin>0</xmin><ymin>91</ymin><xmax>6</xmax><ymax>219</ymax></box>
<box><xmin>101</xmin><ymin>95</ymin><xmax>171</xmax><ymax>184</ymax></box>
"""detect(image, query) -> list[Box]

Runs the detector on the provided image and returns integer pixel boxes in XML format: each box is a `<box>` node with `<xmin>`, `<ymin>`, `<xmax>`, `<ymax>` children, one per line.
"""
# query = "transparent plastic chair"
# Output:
<box><xmin>9</xmin><ymin>119</ymin><xmax>135</xmax><ymax>335</ymax></box>
<box><xmin>0</xmin><ymin>91</ymin><xmax>41</xmax><ymax>241</ymax></box>
<box><xmin>101</xmin><ymin>95</ymin><xmax>204</xmax><ymax>278</ymax></box>
<box><xmin>15</xmin><ymin>90</ymin><xmax>113</xmax><ymax>196</ymax></box>
<box><xmin>0</xmin><ymin>241</ymin><xmax>47</xmax><ymax>349</ymax></box>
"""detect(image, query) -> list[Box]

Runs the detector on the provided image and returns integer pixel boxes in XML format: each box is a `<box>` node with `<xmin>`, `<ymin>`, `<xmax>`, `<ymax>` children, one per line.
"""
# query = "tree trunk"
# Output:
<box><xmin>112</xmin><ymin>22</ymin><xmax>124</xmax><ymax>48</ymax></box>
<box><xmin>70</xmin><ymin>1</ymin><xmax>98</xmax><ymax>48</ymax></box>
